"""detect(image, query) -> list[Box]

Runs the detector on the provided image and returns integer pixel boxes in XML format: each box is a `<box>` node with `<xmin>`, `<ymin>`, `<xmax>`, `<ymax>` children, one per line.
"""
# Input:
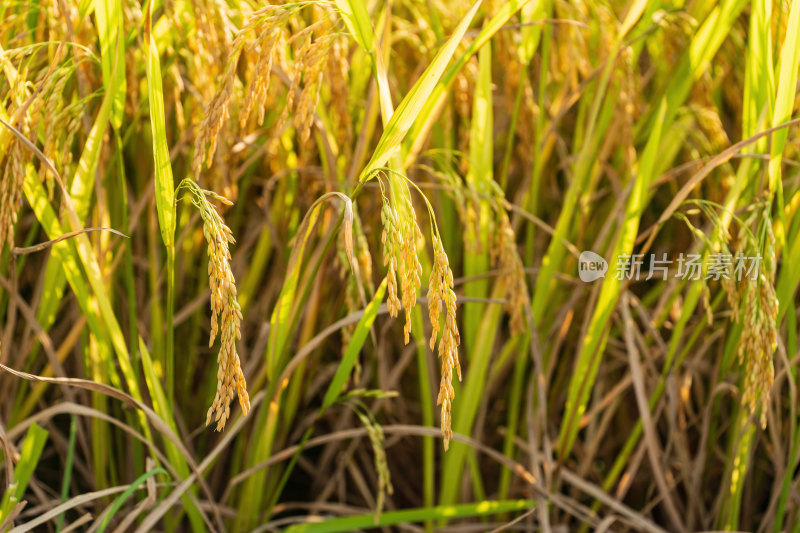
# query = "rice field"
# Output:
<box><xmin>1</xmin><ymin>0</ymin><xmax>800</xmax><ymax>531</ymax></box>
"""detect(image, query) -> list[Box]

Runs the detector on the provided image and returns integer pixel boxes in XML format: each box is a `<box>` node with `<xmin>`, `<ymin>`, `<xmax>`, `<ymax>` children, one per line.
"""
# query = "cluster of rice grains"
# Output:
<box><xmin>427</xmin><ymin>235</ymin><xmax>462</xmax><ymax>450</ymax></box>
<box><xmin>379</xmin><ymin>176</ymin><xmax>462</xmax><ymax>450</ymax></box>
<box><xmin>375</xmin><ymin>158</ymin><xmax>529</xmax><ymax>448</ymax></box>
<box><xmin>190</xmin><ymin>5</ymin><xmax>285</xmax><ymax>196</ymax></box>
<box><xmin>0</xmin><ymin>75</ymin><xmax>25</xmax><ymax>238</ymax></box>
<box><xmin>191</xmin><ymin>3</ymin><xmax>352</xmax><ymax>430</ymax></box>
<box><xmin>1</xmin><ymin>43</ymin><xmax>81</xmax><ymax>252</ymax></box>
<box><xmin>278</xmin><ymin>24</ymin><xmax>339</xmax><ymax>144</ymax></box>
<box><xmin>354</xmin><ymin>406</ymin><xmax>394</xmax><ymax>518</ymax></box>
<box><xmin>380</xmin><ymin>185</ymin><xmax>423</xmax><ymax>344</ymax></box>
<box><xmin>719</xmin><ymin>207</ymin><xmax>778</xmax><ymax>428</ymax></box>
<box><xmin>0</xmin><ymin>137</ymin><xmax>24</xmax><ymax>254</ymax></box>
<box><xmin>740</xmin><ymin>212</ymin><xmax>778</xmax><ymax>428</ymax></box>
<box><xmin>490</xmin><ymin>203</ymin><xmax>530</xmax><ymax>336</ymax></box>
<box><xmin>179</xmin><ymin>179</ymin><xmax>250</xmax><ymax>431</ymax></box>
<box><xmin>192</xmin><ymin>3</ymin><xmax>349</xmax><ymax>199</ymax></box>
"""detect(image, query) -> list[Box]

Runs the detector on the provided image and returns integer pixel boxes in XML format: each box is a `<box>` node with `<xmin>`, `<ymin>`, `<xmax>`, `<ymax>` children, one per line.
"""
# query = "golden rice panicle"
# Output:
<box><xmin>294</xmin><ymin>32</ymin><xmax>334</xmax><ymax>143</ymax></box>
<box><xmin>239</xmin><ymin>26</ymin><xmax>279</xmax><ymax>128</ymax></box>
<box><xmin>355</xmin><ymin>218</ymin><xmax>374</xmax><ymax>291</ymax></box>
<box><xmin>736</xmin><ymin>210</ymin><xmax>777</xmax><ymax>428</ymax></box>
<box><xmin>28</xmin><ymin>61</ymin><xmax>72</xmax><ymax>196</ymax></box>
<box><xmin>379</xmin><ymin>184</ymin><xmax>423</xmax><ymax>345</ymax></box>
<box><xmin>239</xmin><ymin>7</ymin><xmax>292</xmax><ymax>128</ymax></box>
<box><xmin>427</xmin><ymin>268</ymin><xmax>441</xmax><ymax>352</ymax></box>
<box><xmin>0</xmin><ymin>77</ymin><xmax>33</xmax><ymax>250</ymax></box>
<box><xmin>180</xmin><ymin>180</ymin><xmax>250</xmax><ymax>431</ymax></box>
<box><xmin>381</xmin><ymin>200</ymin><xmax>402</xmax><ymax>319</ymax></box>
<box><xmin>491</xmin><ymin>208</ymin><xmax>529</xmax><ymax>335</ymax></box>
<box><xmin>398</xmin><ymin>196</ymin><xmax>423</xmax><ymax>345</ymax></box>
<box><xmin>205</xmin><ymin>223</ymin><xmax>250</xmax><ymax>430</ymax></box>
<box><xmin>0</xmin><ymin>138</ymin><xmax>24</xmax><ymax>253</ymax></box>
<box><xmin>428</xmin><ymin>235</ymin><xmax>461</xmax><ymax>450</ymax></box>
<box><xmin>193</xmin><ymin>2</ymin><xmax>232</xmax><ymax>67</ymax></box>
<box><xmin>275</xmin><ymin>25</ymin><xmax>324</xmax><ymax>142</ymax></box>
<box><xmin>193</xmin><ymin>6</ymin><xmax>288</xmax><ymax>178</ymax></box>
<box><xmin>326</xmin><ymin>35</ymin><xmax>351</xmax><ymax>143</ymax></box>
<box><xmin>192</xmin><ymin>31</ymin><xmax>244</xmax><ymax>179</ymax></box>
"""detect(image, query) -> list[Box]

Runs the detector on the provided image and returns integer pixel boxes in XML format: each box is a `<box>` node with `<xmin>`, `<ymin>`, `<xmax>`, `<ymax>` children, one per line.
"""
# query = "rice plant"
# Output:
<box><xmin>1</xmin><ymin>0</ymin><xmax>800</xmax><ymax>531</ymax></box>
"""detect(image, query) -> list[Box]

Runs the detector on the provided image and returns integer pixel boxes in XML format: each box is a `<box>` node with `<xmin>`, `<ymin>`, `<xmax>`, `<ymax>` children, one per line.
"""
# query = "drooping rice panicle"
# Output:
<box><xmin>428</xmin><ymin>235</ymin><xmax>461</xmax><ymax>450</ymax></box>
<box><xmin>179</xmin><ymin>179</ymin><xmax>250</xmax><ymax>431</ymax></box>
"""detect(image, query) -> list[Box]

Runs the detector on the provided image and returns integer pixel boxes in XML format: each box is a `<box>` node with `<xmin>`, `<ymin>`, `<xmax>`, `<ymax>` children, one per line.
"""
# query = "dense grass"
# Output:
<box><xmin>1</xmin><ymin>0</ymin><xmax>800</xmax><ymax>531</ymax></box>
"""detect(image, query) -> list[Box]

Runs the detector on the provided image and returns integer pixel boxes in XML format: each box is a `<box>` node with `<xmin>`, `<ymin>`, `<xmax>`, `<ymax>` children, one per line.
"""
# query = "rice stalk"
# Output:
<box><xmin>428</xmin><ymin>234</ymin><xmax>461</xmax><ymax>450</ymax></box>
<box><xmin>178</xmin><ymin>178</ymin><xmax>250</xmax><ymax>431</ymax></box>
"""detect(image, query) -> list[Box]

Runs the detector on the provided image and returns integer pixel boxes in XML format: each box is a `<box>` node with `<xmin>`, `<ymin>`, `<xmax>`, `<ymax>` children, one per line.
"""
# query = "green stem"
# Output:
<box><xmin>166</xmin><ymin>245</ymin><xmax>175</xmax><ymax>408</ymax></box>
<box><xmin>412</xmin><ymin>307</ymin><xmax>434</xmax><ymax>532</ymax></box>
<box><xmin>56</xmin><ymin>415</ymin><xmax>77</xmax><ymax>533</ymax></box>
